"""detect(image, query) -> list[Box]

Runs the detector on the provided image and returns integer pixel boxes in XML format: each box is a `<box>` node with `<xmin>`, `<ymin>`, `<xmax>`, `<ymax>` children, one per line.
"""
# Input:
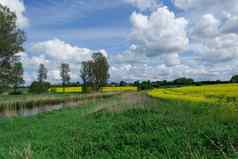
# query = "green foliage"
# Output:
<box><xmin>231</xmin><ymin>75</ymin><xmax>238</xmax><ymax>83</ymax></box>
<box><xmin>80</xmin><ymin>61</ymin><xmax>94</xmax><ymax>93</ymax></box>
<box><xmin>9</xmin><ymin>61</ymin><xmax>25</xmax><ymax>94</ymax></box>
<box><xmin>29</xmin><ymin>81</ymin><xmax>50</xmax><ymax>94</ymax></box>
<box><xmin>92</xmin><ymin>52</ymin><xmax>110</xmax><ymax>90</ymax></box>
<box><xmin>174</xmin><ymin>77</ymin><xmax>194</xmax><ymax>85</ymax></box>
<box><xmin>120</xmin><ymin>81</ymin><xmax>127</xmax><ymax>86</ymax></box>
<box><xmin>38</xmin><ymin>64</ymin><xmax>48</xmax><ymax>83</ymax></box>
<box><xmin>9</xmin><ymin>144</ymin><xmax>33</xmax><ymax>159</ymax></box>
<box><xmin>0</xmin><ymin>4</ymin><xmax>25</xmax><ymax>88</ymax></box>
<box><xmin>81</xmin><ymin>52</ymin><xmax>110</xmax><ymax>92</ymax></box>
<box><xmin>60</xmin><ymin>63</ymin><xmax>71</xmax><ymax>93</ymax></box>
<box><xmin>0</xmin><ymin>93</ymin><xmax>237</xmax><ymax>158</ymax></box>
<box><xmin>135</xmin><ymin>80</ymin><xmax>153</xmax><ymax>90</ymax></box>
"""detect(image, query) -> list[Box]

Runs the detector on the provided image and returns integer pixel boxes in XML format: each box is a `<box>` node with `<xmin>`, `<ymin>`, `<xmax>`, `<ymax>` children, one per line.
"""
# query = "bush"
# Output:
<box><xmin>231</xmin><ymin>75</ymin><xmax>238</xmax><ymax>83</ymax></box>
<box><xmin>136</xmin><ymin>80</ymin><xmax>153</xmax><ymax>91</ymax></box>
<box><xmin>29</xmin><ymin>81</ymin><xmax>50</xmax><ymax>94</ymax></box>
<box><xmin>9</xmin><ymin>91</ymin><xmax>23</xmax><ymax>95</ymax></box>
<box><xmin>174</xmin><ymin>77</ymin><xmax>194</xmax><ymax>85</ymax></box>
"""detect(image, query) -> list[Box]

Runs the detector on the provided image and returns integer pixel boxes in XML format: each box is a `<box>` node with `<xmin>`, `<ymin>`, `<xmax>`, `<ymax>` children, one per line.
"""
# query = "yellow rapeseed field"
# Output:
<box><xmin>102</xmin><ymin>86</ymin><xmax>138</xmax><ymax>92</ymax></box>
<box><xmin>49</xmin><ymin>86</ymin><xmax>138</xmax><ymax>93</ymax></box>
<box><xmin>148</xmin><ymin>84</ymin><xmax>238</xmax><ymax>104</ymax></box>
<box><xmin>49</xmin><ymin>87</ymin><xmax>82</xmax><ymax>93</ymax></box>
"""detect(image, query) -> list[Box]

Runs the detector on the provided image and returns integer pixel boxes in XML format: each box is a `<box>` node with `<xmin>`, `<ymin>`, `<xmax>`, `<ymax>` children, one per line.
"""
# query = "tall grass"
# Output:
<box><xmin>0</xmin><ymin>92</ymin><xmax>121</xmax><ymax>113</ymax></box>
<box><xmin>0</xmin><ymin>92</ymin><xmax>237</xmax><ymax>158</ymax></box>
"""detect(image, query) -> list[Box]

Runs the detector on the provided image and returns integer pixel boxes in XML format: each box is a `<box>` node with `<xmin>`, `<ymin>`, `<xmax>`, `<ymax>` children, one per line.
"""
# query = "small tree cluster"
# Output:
<box><xmin>30</xmin><ymin>64</ymin><xmax>50</xmax><ymax>94</ymax></box>
<box><xmin>231</xmin><ymin>75</ymin><xmax>238</xmax><ymax>83</ymax></box>
<box><xmin>134</xmin><ymin>80</ymin><xmax>153</xmax><ymax>91</ymax></box>
<box><xmin>174</xmin><ymin>77</ymin><xmax>194</xmax><ymax>85</ymax></box>
<box><xmin>80</xmin><ymin>52</ymin><xmax>110</xmax><ymax>92</ymax></box>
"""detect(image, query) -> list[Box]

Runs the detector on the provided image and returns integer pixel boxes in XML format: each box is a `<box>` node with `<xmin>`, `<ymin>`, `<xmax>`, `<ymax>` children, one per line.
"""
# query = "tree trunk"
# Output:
<box><xmin>63</xmin><ymin>82</ymin><xmax>65</xmax><ymax>93</ymax></box>
<box><xmin>14</xmin><ymin>83</ymin><xmax>17</xmax><ymax>94</ymax></box>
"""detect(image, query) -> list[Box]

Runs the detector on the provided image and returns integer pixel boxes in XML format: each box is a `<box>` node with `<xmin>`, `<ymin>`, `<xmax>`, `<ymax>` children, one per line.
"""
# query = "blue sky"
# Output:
<box><xmin>24</xmin><ymin>0</ymin><xmax>134</xmax><ymax>53</ymax></box>
<box><xmin>24</xmin><ymin>0</ymin><xmax>176</xmax><ymax>53</ymax></box>
<box><xmin>1</xmin><ymin>0</ymin><xmax>238</xmax><ymax>83</ymax></box>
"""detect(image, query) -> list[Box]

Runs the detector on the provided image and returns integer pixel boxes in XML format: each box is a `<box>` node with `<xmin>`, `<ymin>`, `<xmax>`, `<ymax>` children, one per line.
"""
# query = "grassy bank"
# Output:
<box><xmin>0</xmin><ymin>92</ymin><xmax>120</xmax><ymax>113</ymax></box>
<box><xmin>0</xmin><ymin>92</ymin><xmax>237</xmax><ymax>158</ymax></box>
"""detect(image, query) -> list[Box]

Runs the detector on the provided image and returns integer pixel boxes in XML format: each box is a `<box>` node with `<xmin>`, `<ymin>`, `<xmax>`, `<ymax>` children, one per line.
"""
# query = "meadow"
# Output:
<box><xmin>0</xmin><ymin>84</ymin><xmax>238</xmax><ymax>158</ymax></box>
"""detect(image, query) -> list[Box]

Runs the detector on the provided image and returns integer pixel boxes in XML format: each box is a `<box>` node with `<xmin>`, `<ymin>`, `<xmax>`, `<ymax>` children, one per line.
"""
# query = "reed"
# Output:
<box><xmin>0</xmin><ymin>92</ymin><xmax>121</xmax><ymax>114</ymax></box>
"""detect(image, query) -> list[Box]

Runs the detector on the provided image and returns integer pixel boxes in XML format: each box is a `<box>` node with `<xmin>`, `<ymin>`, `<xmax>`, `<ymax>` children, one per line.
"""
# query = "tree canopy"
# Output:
<box><xmin>80</xmin><ymin>52</ymin><xmax>110</xmax><ymax>92</ymax></box>
<box><xmin>92</xmin><ymin>53</ymin><xmax>110</xmax><ymax>90</ymax></box>
<box><xmin>174</xmin><ymin>77</ymin><xmax>194</xmax><ymax>85</ymax></box>
<box><xmin>231</xmin><ymin>75</ymin><xmax>238</xmax><ymax>83</ymax></box>
<box><xmin>60</xmin><ymin>63</ymin><xmax>71</xmax><ymax>93</ymax></box>
<box><xmin>0</xmin><ymin>4</ymin><xmax>25</xmax><ymax>88</ymax></box>
<box><xmin>38</xmin><ymin>64</ymin><xmax>48</xmax><ymax>83</ymax></box>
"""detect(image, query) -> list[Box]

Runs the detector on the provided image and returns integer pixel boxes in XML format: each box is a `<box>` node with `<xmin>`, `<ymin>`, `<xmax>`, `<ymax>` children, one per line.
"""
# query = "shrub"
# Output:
<box><xmin>29</xmin><ymin>81</ymin><xmax>50</xmax><ymax>94</ymax></box>
<box><xmin>137</xmin><ymin>81</ymin><xmax>153</xmax><ymax>90</ymax></box>
<box><xmin>231</xmin><ymin>75</ymin><xmax>238</xmax><ymax>83</ymax></box>
<box><xmin>9</xmin><ymin>91</ymin><xmax>23</xmax><ymax>95</ymax></box>
<box><xmin>174</xmin><ymin>77</ymin><xmax>194</xmax><ymax>85</ymax></box>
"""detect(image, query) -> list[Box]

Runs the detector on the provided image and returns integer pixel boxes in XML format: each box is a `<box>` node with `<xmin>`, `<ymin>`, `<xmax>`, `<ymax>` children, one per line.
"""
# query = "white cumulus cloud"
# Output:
<box><xmin>125</xmin><ymin>0</ymin><xmax>159</xmax><ymax>11</ymax></box>
<box><xmin>129</xmin><ymin>7</ymin><xmax>189</xmax><ymax>57</ymax></box>
<box><xmin>23</xmin><ymin>39</ymin><xmax>108</xmax><ymax>84</ymax></box>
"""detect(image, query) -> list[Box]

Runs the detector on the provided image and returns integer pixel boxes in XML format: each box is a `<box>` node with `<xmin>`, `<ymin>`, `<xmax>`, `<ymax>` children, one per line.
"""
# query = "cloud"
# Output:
<box><xmin>192</xmin><ymin>14</ymin><xmax>220</xmax><ymax>38</ymax></box>
<box><xmin>174</xmin><ymin>0</ymin><xmax>238</xmax><ymax>15</ymax></box>
<box><xmin>125</xmin><ymin>0</ymin><xmax>159</xmax><ymax>11</ymax></box>
<box><xmin>192</xmin><ymin>34</ymin><xmax>238</xmax><ymax>62</ymax></box>
<box><xmin>23</xmin><ymin>39</ymin><xmax>108</xmax><ymax>84</ymax></box>
<box><xmin>109</xmin><ymin>1</ymin><xmax>238</xmax><ymax>82</ymax></box>
<box><xmin>221</xmin><ymin>15</ymin><xmax>238</xmax><ymax>34</ymax></box>
<box><xmin>20</xmin><ymin>0</ymin><xmax>238</xmax><ymax>83</ymax></box>
<box><xmin>0</xmin><ymin>0</ymin><xmax>29</xmax><ymax>28</ymax></box>
<box><xmin>130</xmin><ymin>7</ymin><xmax>189</xmax><ymax>57</ymax></box>
<box><xmin>31</xmin><ymin>39</ymin><xmax>93</xmax><ymax>62</ymax></box>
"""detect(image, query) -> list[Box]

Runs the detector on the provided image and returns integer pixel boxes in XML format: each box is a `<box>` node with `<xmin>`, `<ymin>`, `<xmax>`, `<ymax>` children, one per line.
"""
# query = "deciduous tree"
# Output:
<box><xmin>0</xmin><ymin>4</ymin><xmax>25</xmax><ymax>89</ymax></box>
<box><xmin>11</xmin><ymin>61</ymin><xmax>24</xmax><ymax>93</ymax></box>
<box><xmin>80</xmin><ymin>61</ymin><xmax>94</xmax><ymax>93</ymax></box>
<box><xmin>60</xmin><ymin>63</ymin><xmax>71</xmax><ymax>93</ymax></box>
<box><xmin>92</xmin><ymin>52</ymin><xmax>110</xmax><ymax>91</ymax></box>
<box><xmin>38</xmin><ymin>64</ymin><xmax>48</xmax><ymax>83</ymax></box>
<box><xmin>80</xmin><ymin>52</ymin><xmax>110</xmax><ymax>92</ymax></box>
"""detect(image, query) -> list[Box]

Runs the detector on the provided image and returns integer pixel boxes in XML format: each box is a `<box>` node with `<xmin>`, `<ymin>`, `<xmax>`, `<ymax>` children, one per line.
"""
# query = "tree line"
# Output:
<box><xmin>30</xmin><ymin>53</ymin><xmax>109</xmax><ymax>94</ymax></box>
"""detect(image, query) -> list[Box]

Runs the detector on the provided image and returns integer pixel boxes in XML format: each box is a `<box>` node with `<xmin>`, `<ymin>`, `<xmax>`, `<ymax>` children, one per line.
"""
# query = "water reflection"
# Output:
<box><xmin>0</xmin><ymin>102</ymin><xmax>82</xmax><ymax>118</ymax></box>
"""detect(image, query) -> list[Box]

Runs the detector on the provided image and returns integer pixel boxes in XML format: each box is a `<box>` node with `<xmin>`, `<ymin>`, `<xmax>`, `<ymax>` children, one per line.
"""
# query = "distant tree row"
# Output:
<box><xmin>29</xmin><ymin>52</ymin><xmax>109</xmax><ymax>94</ymax></box>
<box><xmin>30</xmin><ymin>63</ymin><xmax>71</xmax><ymax>94</ymax></box>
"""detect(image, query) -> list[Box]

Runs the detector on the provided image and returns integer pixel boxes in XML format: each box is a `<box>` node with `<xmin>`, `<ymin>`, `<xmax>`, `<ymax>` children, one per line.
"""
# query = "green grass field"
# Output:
<box><xmin>0</xmin><ymin>86</ymin><xmax>238</xmax><ymax>158</ymax></box>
